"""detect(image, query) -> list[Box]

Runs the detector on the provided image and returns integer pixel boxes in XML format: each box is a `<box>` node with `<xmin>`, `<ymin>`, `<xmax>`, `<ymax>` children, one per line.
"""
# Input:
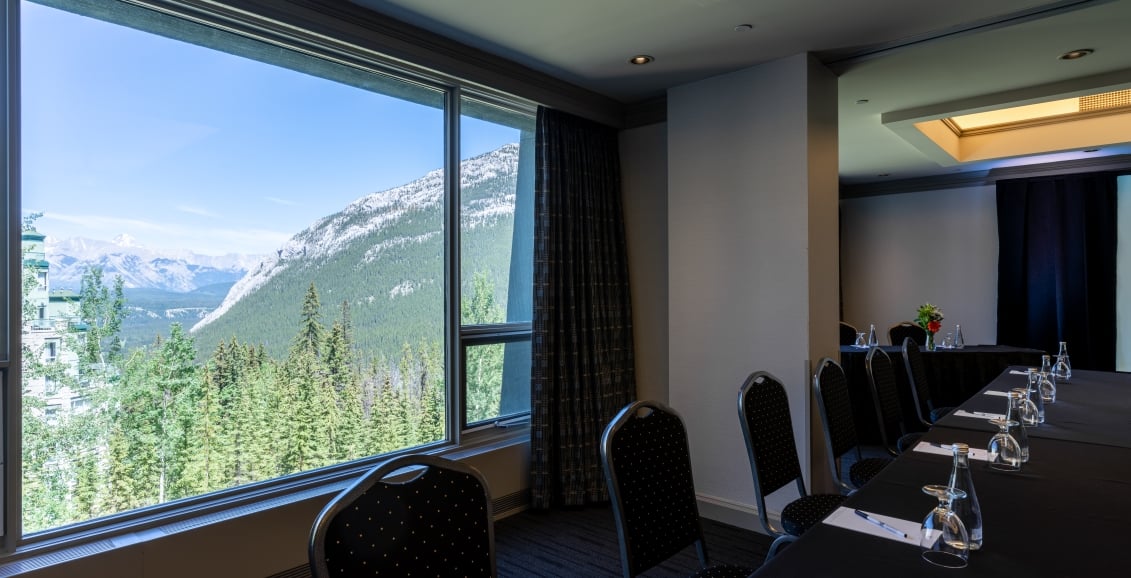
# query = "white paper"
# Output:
<box><xmin>1009</xmin><ymin>370</ymin><xmax>1031</xmax><ymax>376</ymax></box>
<box><xmin>912</xmin><ymin>441</ymin><xmax>989</xmax><ymax>461</ymax></box>
<box><xmin>823</xmin><ymin>506</ymin><xmax>920</xmax><ymax>546</ymax></box>
<box><xmin>982</xmin><ymin>390</ymin><xmax>1010</xmax><ymax>397</ymax></box>
<box><xmin>953</xmin><ymin>409</ymin><xmax>1005</xmax><ymax>421</ymax></box>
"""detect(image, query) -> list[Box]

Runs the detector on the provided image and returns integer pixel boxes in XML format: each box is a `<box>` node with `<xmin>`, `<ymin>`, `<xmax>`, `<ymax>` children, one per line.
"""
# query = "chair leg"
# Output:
<box><xmin>767</xmin><ymin>534</ymin><xmax>797</xmax><ymax>559</ymax></box>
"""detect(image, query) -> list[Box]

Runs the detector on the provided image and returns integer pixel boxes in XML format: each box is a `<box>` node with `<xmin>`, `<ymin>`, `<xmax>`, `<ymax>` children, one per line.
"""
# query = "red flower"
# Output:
<box><xmin>927</xmin><ymin>320</ymin><xmax>941</xmax><ymax>333</ymax></box>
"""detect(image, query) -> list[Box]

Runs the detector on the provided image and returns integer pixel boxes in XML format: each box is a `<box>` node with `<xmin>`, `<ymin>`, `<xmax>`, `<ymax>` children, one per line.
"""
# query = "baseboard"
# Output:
<box><xmin>696</xmin><ymin>493</ymin><xmax>775</xmax><ymax>536</ymax></box>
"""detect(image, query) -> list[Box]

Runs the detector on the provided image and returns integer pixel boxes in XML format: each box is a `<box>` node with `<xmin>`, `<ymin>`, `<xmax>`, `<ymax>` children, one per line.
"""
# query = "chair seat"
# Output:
<box><xmin>896</xmin><ymin>433</ymin><xmax>924</xmax><ymax>454</ymax></box>
<box><xmin>780</xmin><ymin>493</ymin><xmax>848</xmax><ymax>536</ymax></box>
<box><xmin>692</xmin><ymin>564</ymin><xmax>758</xmax><ymax>578</ymax></box>
<box><xmin>848</xmin><ymin>457</ymin><xmax>891</xmax><ymax>488</ymax></box>
<box><xmin>930</xmin><ymin>407</ymin><xmax>956</xmax><ymax>422</ymax></box>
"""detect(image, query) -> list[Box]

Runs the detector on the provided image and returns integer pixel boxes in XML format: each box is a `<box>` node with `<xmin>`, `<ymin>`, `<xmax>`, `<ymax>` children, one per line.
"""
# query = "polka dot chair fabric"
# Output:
<box><xmin>601</xmin><ymin>401</ymin><xmax>754</xmax><ymax>578</ymax></box>
<box><xmin>865</xmin><ymin>347</ymin><xmax>924</xmax><ymax>456</ymax></box>
<box><xmin>738</xmin><ymin>371</ymin><xmax>847</xmax><ymax>557</ymax></box>
<box><xmin>309</xmin><ymin>454</ymin><xmax>496</xmax><ymax>578</ymax></box>
<box><xmin>901</xmin><ymin>337</ymin><xmax>956</xmax><ymax>428</ymax></box>
<box><xmin>814</xmin><ymin>358</ymin><xmax>892</xmax><ymax>494</ymax></box>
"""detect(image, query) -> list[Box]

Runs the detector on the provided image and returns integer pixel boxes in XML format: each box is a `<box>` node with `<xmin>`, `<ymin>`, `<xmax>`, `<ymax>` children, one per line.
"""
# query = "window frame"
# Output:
<box><xmin>1</xmin><ymin>0</ymin><xmax>536</xmax><ymax>556</ymax></box>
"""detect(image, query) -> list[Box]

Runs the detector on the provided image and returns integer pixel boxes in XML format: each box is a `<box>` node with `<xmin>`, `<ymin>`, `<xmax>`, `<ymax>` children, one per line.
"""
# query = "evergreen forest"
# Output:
<box><xmin>21</xmin><ymin>265</ymin><xmax>506</xmax><ymax>533</ymax></box>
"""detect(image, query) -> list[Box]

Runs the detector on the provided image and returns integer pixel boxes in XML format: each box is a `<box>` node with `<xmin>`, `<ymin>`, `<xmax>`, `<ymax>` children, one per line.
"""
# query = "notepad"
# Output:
<box><xmin>913</xmin><ymin>441</ymin><xmax>989</xmax><ymax>461</ymax></box>
<box><xmin>953</xmin><ymin>409</ymin><xmax>1005</xmax><ymax>421</ymax></box>
<box><xmin>982</xmin><ymin>390</ymin><xmax>1009</xmax><ymax>397</ymax></box>
<box><xmin>823</xmin><ymin>506</ymin><xmax>920</xmax><ymax>546</ymax></box>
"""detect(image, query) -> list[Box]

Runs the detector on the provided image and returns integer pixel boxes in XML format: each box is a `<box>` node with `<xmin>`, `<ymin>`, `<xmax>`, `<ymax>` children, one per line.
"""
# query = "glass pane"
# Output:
<box><xmin>465</xmin><ymin>339</ymin><xmax>531</xmax><ymax>425</ymax></box>
<box><xmin>20</xmin><ymin>0</ymin><xmax>447</xmax><ymax>533</ymax></box>
<box><xmin>459</xmin><ymin>98</ymin><xmax>535</xmax><ymax>326</ymax></box>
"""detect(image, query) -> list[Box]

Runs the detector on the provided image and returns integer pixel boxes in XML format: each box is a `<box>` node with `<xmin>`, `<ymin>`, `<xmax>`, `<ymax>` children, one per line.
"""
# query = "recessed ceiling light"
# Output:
<box><xmin>629</xmin><ymin>55</ymin><xmax>654</xmax><ymax>65</ymax></box>
<box><xmin>734</xmin><ymin>24</ymin><xmax>753</xmax><ymax>32</ymax></box>
<box><xmin>1059</xmin><ymin>48</ymin><xmax>1094</xmax><ymax>60</ymax></box>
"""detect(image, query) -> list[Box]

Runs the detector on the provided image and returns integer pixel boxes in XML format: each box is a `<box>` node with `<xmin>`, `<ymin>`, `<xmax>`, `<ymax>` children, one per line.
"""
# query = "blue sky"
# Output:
<box><xmin>21</xmin><ymin>2</ymin><xmax>520</xmax><ymax>256</ymax></box>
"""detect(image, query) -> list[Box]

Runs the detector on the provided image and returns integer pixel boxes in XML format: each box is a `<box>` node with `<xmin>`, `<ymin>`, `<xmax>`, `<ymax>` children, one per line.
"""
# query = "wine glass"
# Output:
<box><xmin>1038</xmin><ymin>370</ymin><xmax>1057</xmax><ymax>404</ymax></box>
<box><xmin>854</xmin><ymin>332</ymin><xmax>866</xmax><ymax>348</ymax></box>
<box><xmin>987</xmin><ymin>417</ymin><xmax>1022</xmax><ymax>471</ymax></box>
<box><xmin>1024</xmin><ymin>369</ymin><xmax>1045</xmax><ymax>424</ymax></box>
<box><xmin>1012</xmin><ymin>387</ymin><xmax>1039</xmax><ymax>427</ymax></box>
<box><xmin>920</xmin><ymin>484</ymin><xmax>970</xmax><ymax>568</ymax></box>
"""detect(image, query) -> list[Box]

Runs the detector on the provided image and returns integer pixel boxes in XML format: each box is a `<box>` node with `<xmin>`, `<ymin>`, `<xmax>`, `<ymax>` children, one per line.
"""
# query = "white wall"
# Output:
<box><xmin>620</xmin><ymin>123</ymin><xmax>669</xmax><ymax>403</ymax></box>
<box><xmin>667</xmin><ymin>53</ymin><xmax>839</xmax><ymax>529</ymax></box>
<box><xmin>840</xmin><ymin>185</ymin><xmax>999</xmax><ymax>346</ymax></box>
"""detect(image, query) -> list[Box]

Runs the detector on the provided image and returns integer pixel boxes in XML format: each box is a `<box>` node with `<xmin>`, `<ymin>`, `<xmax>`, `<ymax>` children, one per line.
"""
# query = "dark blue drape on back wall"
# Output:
<box><xmin>996</xmin><ymin>172</ymin><xmax>1117</xmax><ymax>371</ymax></box>
<box><xmin>530</xmin><ymin>107</ymin><xmax>636</xmax><ymax>508</ymax></box>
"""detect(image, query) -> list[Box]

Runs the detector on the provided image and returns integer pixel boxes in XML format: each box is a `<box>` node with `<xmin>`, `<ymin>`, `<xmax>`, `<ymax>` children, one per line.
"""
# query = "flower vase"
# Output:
<box><xmin>925</xmin><ymin>332</ymin><xmax>936</xmax><ymax>351</ymax></box>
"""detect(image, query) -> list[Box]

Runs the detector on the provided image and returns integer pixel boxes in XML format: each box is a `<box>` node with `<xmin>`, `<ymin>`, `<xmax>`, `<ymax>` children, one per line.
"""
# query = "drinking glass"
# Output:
<box><xmin>987</xmin><ymin>417</ymin><xmax>1022</xmax><ymax>471</ymax></box>
<box><xmin>854</xmin><ymin>332</ymin><xmax>866</xmax><ymax>347</ymax></box>
<box><xmin>920</xmin><ymin>484</ymin><xmax>970</xmax><ymax>568</ymax></box>
<box><xmin>941</xmin><ymin>332</ymin><xmax>954</xmax><ymax>349</ymax></box>
<box><xmin>954</xmin><ymin>324</ymin><xmax>965</xmax><ymax>349</ymax></box>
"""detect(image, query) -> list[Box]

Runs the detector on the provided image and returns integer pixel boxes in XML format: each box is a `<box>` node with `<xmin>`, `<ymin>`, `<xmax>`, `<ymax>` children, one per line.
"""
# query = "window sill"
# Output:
<box><xmin>0</xmin><ymin>427</ymin><xmax>530</xmax><ymax>577</ymax></box>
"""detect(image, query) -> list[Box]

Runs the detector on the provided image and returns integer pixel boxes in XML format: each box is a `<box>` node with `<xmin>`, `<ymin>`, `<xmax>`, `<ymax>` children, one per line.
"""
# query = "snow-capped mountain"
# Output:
<box><xmin>191</xmin><ymin>142</ymin><xmax>520</xmax><ymax>335</ymax></box>
<box><xmin>45</xmin><ymin>235</ymin><xmax>263</xmax><ymax>293</ymax></box>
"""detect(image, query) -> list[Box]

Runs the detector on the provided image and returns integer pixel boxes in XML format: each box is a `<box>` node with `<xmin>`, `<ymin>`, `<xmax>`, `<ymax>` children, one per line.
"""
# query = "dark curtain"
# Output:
<box><xmin>530</xmin><ymin>107</ymin><xmax>636</xmax><ymax>509</ymax></box>
<box><xmin>996</xmin><ymin>172</ymin><xmax>1117</xmax><ymax>371</ymax></box>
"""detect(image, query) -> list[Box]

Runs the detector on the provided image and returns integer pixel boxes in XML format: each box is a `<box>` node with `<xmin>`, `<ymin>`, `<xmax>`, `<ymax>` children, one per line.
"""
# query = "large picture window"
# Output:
<box><xmin>7</xmin><ymin>0</ymin><xmax>534</xmax><ymax>541</ymax></box>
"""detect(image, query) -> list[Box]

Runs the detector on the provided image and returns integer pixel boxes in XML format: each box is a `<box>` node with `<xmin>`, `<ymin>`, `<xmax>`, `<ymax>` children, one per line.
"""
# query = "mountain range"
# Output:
<box><xmin>45</xmin><ymin>143</ymin><xmax>523</xmax><ymax>359</ymax></box>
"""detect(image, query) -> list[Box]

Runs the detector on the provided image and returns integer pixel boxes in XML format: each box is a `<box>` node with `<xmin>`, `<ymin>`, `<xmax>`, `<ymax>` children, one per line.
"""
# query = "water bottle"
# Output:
<box><xmin>867</xmin><ymin>324</ymin><xmax>878</xmax><ymax>347</ymax></box>
<box><xmin>954</xmin><ymin>324</ymin><xmax>965</xmax><ymax>349</ymax></box>
<box><xmin>947</xmin><ymin>443</ymin><xmax>983</xmax><ymax>550</ymax></box>
<box><xmin>1054</xmin><ymin>341</ymin><xmax>1071</xmax><ymax>382</ymax></box>
<box><xmin>1006</xmin><ymin>391</ymin><xmax>1030</xmax><ymax>463</ymax></box>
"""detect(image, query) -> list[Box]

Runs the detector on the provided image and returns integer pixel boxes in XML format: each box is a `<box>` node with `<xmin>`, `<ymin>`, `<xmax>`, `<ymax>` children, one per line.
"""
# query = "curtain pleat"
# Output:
<box><xmin>996</xmin><ymin>173</ymin><xmax>1117</xmax><ymax>371</ymax></box>
<box><xmin>530</xmin><ymin>107</ymin><xmax>636</xmax><ymax>508</ymax></box>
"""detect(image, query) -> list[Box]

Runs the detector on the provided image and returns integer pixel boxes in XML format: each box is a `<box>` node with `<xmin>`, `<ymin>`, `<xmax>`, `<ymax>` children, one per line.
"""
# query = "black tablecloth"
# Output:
<box><xmin>751</xmin><ymin>368</ymin><xmax>1131</xmax><ymax>577</ymax></box>
<box><xmin>840</xmin><ymin>345</ymin><xmax>1045</xmax><ymax>444</ymax></box>
<box><xmin>933</xmin><ymin>367</ymin><xmax>1131</xmax><ymax>448</ymax></box>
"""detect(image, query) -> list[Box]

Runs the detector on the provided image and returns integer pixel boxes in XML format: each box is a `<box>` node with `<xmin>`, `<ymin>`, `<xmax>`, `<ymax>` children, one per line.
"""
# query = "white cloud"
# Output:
<box><xmin>176</xmin><ymin>205</ymin><xmax>219</xmax><ymax>218</ymax></box>
<box><xmin>264</xmin><ymin>196</ymin><xmax>299</xmax><ymax>206</ymax></box>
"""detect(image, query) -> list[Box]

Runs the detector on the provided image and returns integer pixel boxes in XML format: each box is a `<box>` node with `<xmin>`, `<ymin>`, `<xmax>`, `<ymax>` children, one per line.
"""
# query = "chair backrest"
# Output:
<box><xmin>839</xmin><ymin>322</ymin><xmax>859</xmax><ymax>345</ymax></box>
<box><xmin>813</xmin><ymin>357</ymin><xmax>861</xmax><ymax>493</ymax></box>
<box><xmin>888</xmin><ymin>321</ymin><xmax>926</xmax><ymax>347</ymax></box>
<box><xmin>865</xmin><ymin>347</ymin><xmax>906</xmax><ymax>456</ymax></box>
<box><xmin>738</xmin><ymin>371</ymin><xmax>807</xmax><ymax>537</ymax></box>
<box><xmin>901</xmin><ymin>336</ymin><xmax>935</xmax><ymax>427</ymax></box>
<box><xmin>309</xmin><ymin>454</ymin><xmax>496</xmax><ymax>578</ymax></box>
<box><xmin>602</xmin><ymin>400</ymin><xmax>707</xmax><ymax>578</ymax></box>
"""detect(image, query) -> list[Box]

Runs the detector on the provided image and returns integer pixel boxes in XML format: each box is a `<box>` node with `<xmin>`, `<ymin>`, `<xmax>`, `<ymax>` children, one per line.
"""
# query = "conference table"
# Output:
<box><xmin>839</xmin><ymin>344</ymin><xmax>1046</xmax><ymax>444</ymax></box>
<box><xmin>751</xmin><ymin>367</ymin><xmax>1131</xmax><ymax>577</ymax></box>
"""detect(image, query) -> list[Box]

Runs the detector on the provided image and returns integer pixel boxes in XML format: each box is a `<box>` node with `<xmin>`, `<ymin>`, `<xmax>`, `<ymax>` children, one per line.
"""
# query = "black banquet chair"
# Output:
<box><xmin>888</xmin><ymin>321</ymin><xmax>927</xmax><ymax>347</ymax></box>
<box><xmin>902</xmin><ymin>337</ymin><xmax>956</xmax><ymax>427</ymax></box>
<box><xmin>601</xmin><ymin>400</ymin><xmax>754</xmax><ymax>578</ymax></box>
<box><xmin>839</xmin><ymin>321</ymin><xmax>859</xmax><ymax>345</ymax></box>
<box><xmin>865</xmin><ymin>347</ymin><xmax>923</xmax><ymax>456</ymax></box>
<box><xmin>738</xmin><ymin>371</ymin><xmax>847</xmax><ymax>558</ymax></box>
<box><xmin>309</xmin><ymin>454</ymin><xmax>496</xmax><ymax>578</ymax></box>
<box><xmin>813</xmin><ymin>358</ymin><xmax>892</xmax><ymax>494</ymax></box>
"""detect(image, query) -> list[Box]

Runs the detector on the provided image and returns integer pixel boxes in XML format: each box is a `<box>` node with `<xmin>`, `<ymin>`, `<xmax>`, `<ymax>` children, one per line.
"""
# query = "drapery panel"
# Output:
<box><xmin>996</xmin><ymin>172</ymin><xmax>1117</xmax><ymax>371</ymax></box>
<box><xmin>530</xmin><ymin>107</ymin><xmax>636</xmax><ymax>508</ymax></box>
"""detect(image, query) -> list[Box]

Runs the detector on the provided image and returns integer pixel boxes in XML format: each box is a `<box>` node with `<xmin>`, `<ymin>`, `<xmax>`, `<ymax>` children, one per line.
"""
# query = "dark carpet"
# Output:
<box><xmin>494</xmin><ymin>505</ymin><xmax>772</xmax><ymax>577</ymax></box>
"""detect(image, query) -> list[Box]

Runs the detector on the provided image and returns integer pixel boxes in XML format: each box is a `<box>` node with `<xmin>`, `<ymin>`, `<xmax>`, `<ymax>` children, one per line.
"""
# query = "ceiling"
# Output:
<box><xmin>351</xmin><ymin>0</ymin><xmax>1131</xmax><ymax>188</ymax></box>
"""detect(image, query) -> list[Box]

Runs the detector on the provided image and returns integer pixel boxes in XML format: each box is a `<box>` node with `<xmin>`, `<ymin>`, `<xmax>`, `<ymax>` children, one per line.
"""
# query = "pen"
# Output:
<box><xmin>854</xmin><ymin>509</ymin><xmax>908</xmax><ymax>539</ymax></box>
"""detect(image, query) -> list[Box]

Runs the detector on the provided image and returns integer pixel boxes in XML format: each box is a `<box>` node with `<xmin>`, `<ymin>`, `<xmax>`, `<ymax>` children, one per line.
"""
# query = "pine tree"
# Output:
<box><xmin>294</xmin><ymin>282</ymin><xmax>324</xmax><ymax>358</ymax></box>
